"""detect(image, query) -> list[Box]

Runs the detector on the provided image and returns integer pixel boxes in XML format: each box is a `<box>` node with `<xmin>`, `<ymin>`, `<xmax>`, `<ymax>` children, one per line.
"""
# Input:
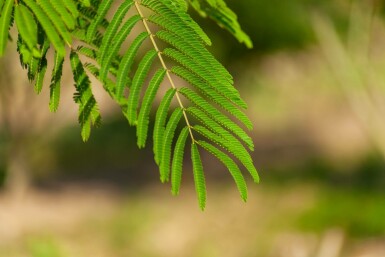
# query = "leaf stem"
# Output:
<box><xmin>134</xmin><ymin>1</ymin><xmax>196</xmax><ymax>143</ymax></box>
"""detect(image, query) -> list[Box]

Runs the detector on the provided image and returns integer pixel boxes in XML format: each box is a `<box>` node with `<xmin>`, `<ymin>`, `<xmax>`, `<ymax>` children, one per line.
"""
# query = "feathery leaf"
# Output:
<box><xmin>160</xmin><ymin>107</ymin><xmax>184</xmax><ymax>182</ymax></box>
<box><xmin>198</xmin><ymin>140</ymin><xmax>248</xmax><ymax>201</ymax></box>
<box><xmin>49</xmin><ymin>0</ymin><xmax>76</xmax><ymax>30</ymax></box>
<box><xmin>116</xmin><ymin>32</ymin><xmax>149</xmax><ymax>99</ymax></box>
<box><xmin>163</xmin><ymin>47</ymin><xmax>246</xmax><ymax>108</ymax></box>
<box><xmin>81</xmin><ymin>0</ymin><xmax>91</xmax><ymax>7</ymax></box>
<box><xmin>36</xmin><ymin>0</ymin><xmax>72</xmax><ymax>44</ymax></box>
<box><xmin>191</xmin><ymin>143</ymin><xmax>206</xmax><ymax>210</ymax></box>
<box><xmin>142</xmin><ymin>0</ymin><xmax>211</xmax><ymax>45</ymax></box>
<box><xmin>127</xmin><ymin>49</ymin><xmax>158</xmax><ymax>125</ymax></box>
<box><xmin>99</xmin><ymin>14</ymin><xmax>141</xmax><ymax>82</ymax></box>
<box><xmin>137</xmin><ymin>69</ymin><xmax>166</xmax><ymax>148</ymax></box>
<box><xmin>156</xmin><ymin>29</ymin><xmax>232</xmax><ymax>83</ymax></box>
<box><xmin>179</xmin><ymin>87</ymin><xmax>253</xmax><ymax>149</ymax></box>
<box><xmin>173</xmin><ymin>0</ymin><xmax>188</xmax><ymax>12</ymax></box>
<box><xmin>24</xmin><ymin>0</ymin><xmax>66</xmax><ymax>56</ymax></box>
<box><xmin>70</xmin><ymin>51</ymin><xmax>101</xmax><ymax>141</ymax></box>
<box><xmin>187</xmin><ymin>106</ymin><xmax>253</xmax><ymax>154</ymax></box>
<box><xmin>0</xmin><ymin>0</ymin><xmax>14</xmax><ymax>56</ymax></box>
<box><xmin>86</xmin><ymin>0</ymin><xmax>113</xmax><ymax>42</ymax></box>
<box><xmin>1</xmin><ymin>0</ymin><xmax>258</xmax><ymax>208</ymax></box>
<box><xmin>28</xmin><ymin>55</ymin><xmax>40</xmax><ymax>82</ymax></box>
<box><xmin>49</xmin><ymin>51</ymin><xmax>64</xmax><ymax>112</ymax></box>
<box><xmin>171</xmin><ymin>126</ymin><xmax>189</xmax><ymax>196</ymax></box>
<box><xmin>15</xmin><ymin>4</ymin><xmax>38</xmax><ymax>52</ymax></box>
<box><xmin>193</xmin><ymin>125</ymin><xmax>259</xmax><ymax>183</ymax></box>
<box><xmin>172</xmin><ymin>66</ymin><xmax>252</xmax><ymax>129</ymax></box>
<box><xmin>34</xmin><ymin>39</ymin><xmax>50</xmax><ymax>93</ymax></box>
<box><xmin>61</xmin><ymin>0</ymin><xmax>79</xmax><ymax>19</ymax></box>
<box><xmin>189</xmin><ymin>0</ymin><xmax>253</xmax><ymax>48</ymax></box>
<box><xmin>153</xmin><ymin>88</ymin><xmax>176</xmax><ymax>165</ymax></box>
<box><xmin>98</xmin><ymin>0</ymin><xmax>134</xmax><ymax>64</ymax></box>
<box><xmin>83</xmin><ymin>62</ymin><xmax>115</xmax><ymax>98</ymax></box>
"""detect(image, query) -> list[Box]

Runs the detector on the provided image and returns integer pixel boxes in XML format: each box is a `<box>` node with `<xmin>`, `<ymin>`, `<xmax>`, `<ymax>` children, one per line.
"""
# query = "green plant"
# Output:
<box><xmin>0</xmin><ymin>0</ymin><xmax>258</xmax><ymax>209</ymax></box>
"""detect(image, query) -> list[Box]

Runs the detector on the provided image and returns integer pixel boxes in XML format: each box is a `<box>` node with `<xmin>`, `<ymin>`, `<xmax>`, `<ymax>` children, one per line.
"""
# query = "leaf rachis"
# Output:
<box><xmin>134</xmin><ymin>1</ymin><xmax>196</xmax><ymax>143</ymax></box>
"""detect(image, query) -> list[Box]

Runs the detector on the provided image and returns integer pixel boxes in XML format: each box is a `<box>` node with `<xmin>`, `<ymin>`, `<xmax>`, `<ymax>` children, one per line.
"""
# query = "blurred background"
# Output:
<box><xmin>1</xmin><ymin>0</ymin><xmax>385</xmax><ymax>256</ymax></box>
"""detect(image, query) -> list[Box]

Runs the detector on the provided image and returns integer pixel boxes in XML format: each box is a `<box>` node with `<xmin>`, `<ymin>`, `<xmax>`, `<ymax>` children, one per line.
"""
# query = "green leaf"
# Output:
<box><xmin>24</xmin><ymin>0</ymin><xmax>66</xmax><ymax>56</ymax></box>
<box><xmin>34</xmin><ymin>39</ymin><xmax>50</xmax><ymax>94</ymax></box>
<box><xmin>36</xmin><ymin>0</ymin><xmax>72</xmax><ymax>44</ymax></box>
<box><xmin>76</xmin><ymin>45</ymin><xmax>97</xmax><ymax>59</ymax></box>
<box><xmin>0</xmin><ymin>0</ymin><xmax>14</xmax><ymax>56</ymax></box>
<box><xmin>99</xmin><ymin>14</ymin><xmax>141</xmax><ymax>82</ymax></box>
<box><xmin>137</xmin><ymin>69</ymin><xmax>166</xmax><ymax>148</ymax></box>
<box><xmin>163</xmin><ymin>48</ymin><xmax>245</xmax><ymax>108</ymax></box>
<box><xmin>153</xmin><ymin>88</ymin><xmax>176</xmax><ymax>165</ymax></box>
<box><xmin>172</xmin><ymin>66</ymin><xmax>252</xmax><ymax>129</ymax></box>
<box><xmin>156</xmin><ymin>29</ymin><xmax>232</xmax><ymax>83</ymax></box>
<box><xmin>142</xmin><ymin>0</ymin><xmax>212</xmax><ymax>45</ymax></box>
<box><xmin>171</xmin><ymin>126</ymin><xmax>189</xmax><ymax>196</ymax></box>
<box><xmin>193</xmin><ymin>125</ymin><xmax>259</xmax><ymax>183</ymax></box>
<box><xmin>83</xmin><ymin>62</ymin><xmax>115</xmax><ymax>98</ymax></box>
<box><xmin>191</xmin><ymin>143</ymin><xmax>206</xmax><ymax>210</ymax></box>
<box><xmin>187</xmin><ymin>107</ymin><xmax>254</xmax><ymax>166</ymax></box>
<box><xmin>15</xmin><ymin>4</ymin><xmax>38</xmax><ymax>52</ymax></box>
<box><xmin>70</xmin><ymin>51</ymin><xmax>101</xmax><ymax>141</ymax></box>
<box><xmin>81</xmin><ymin>118</ymin><xmax>92</xmax><ymax>142</ymax></box>
<box><xmin>171</xmin><ymin>0</ymin><xmax>188</xmax><ymax>12</ymax></box>
<box><xmin>198</xmin><ymin>140</ymin><xmax>248</xmax><ymax>202</ymax></box>
<box><xmin>98</xmin><ymin>0</ymin><xmax>134</xmax><ymax>65</ymax></box>
<box><xmin>50</xmin><ymin>0</ymin><xmax>76</xmax><ymax>30</ymax></box>
<box><xmin>28</xmin><ymin>55</ymin><xmax>40</xmax><ymax>82</ymax></box>
<box><xmin>16</xmin><ymin>34</ymin><xmax>40</xmax><ymax>82</ymax></box>
<box><xmin>86</xmin><ymin>0</ymin><xmax>113</xmax><ymax>42</ymax></box>
<box><xmin>49</xmin><ymin>51</ymin><xmax>64</xmax><ymax>112</ymax></box>
<box><xmin>81</xmin><ymin>0</ymin><xmax>91</xmax><ymax>7</ymax></box>
<box><xmin>3</xmin><ymin>0</ymin><xmax>258</xmax><ymax>209</ymax></box>
<box><xmin>127</xmin><ymin>49</ymin><xmax>158</xmax><ymax>125</ymax></box>
<box><xmin>189</xmin><ymin>0</ymin><xmax>253</xmax><ymax>48</ymax></box>
<box><xmin>116</xmin><ymin>32</ymin><xmax>149</xmax><ymax>99</ymax></box>
<box><xmin>160</xmin><ymin>107</ymin><xmax>184</xmax><ymax>182</ymax></box>
<box><xmin>148</xmin><ymin>14</ymin><xmax>206</xmax><ymax>49</ymax></box>
<box><xmin>179</xmin><ymin>87</ymin><xmax>253</xmax><ymax>149</ymax></box>
<box><xmin>17</xmin><ymin>36</ymin><xmax>32</xmax><ymax>67</ymax></box>
<box><xmin>61</xmin><ymin>0</ymin><xmax>79</xmax><ymax>18</ymax></box>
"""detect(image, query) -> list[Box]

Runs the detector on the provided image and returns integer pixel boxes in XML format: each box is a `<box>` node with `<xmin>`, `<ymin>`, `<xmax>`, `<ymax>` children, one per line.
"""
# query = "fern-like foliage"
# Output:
<box><xmin>188</xmin><ymin>0</ymin><xmax>253</xmax><ymax>48</ymax></box>
<box><xmin>0</xmin><ymin>0</ymin><xmax>258</xmax><ymax>209</ymax></box>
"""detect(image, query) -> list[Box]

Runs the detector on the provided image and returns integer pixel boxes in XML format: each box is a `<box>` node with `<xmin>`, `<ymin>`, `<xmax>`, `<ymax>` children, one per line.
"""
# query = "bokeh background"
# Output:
<box><xmin>1</xmin><ymin>0</ymin><xmax>385</xmax><ymax>256</ymax></box>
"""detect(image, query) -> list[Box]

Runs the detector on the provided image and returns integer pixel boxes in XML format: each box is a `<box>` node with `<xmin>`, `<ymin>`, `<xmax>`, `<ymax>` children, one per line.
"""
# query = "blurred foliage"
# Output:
<box><xmin>270</xmin><ymin>153</ymin><xmax>385</xmax><ymax>237</ymax></box>
<box><xmin>197</xmin><ymin>0</ymin><xmax>349</xmax><ymax>61</ymax></box>
<box><xmin>265</xmin><ymin>153</ymin><xmax>385</xmax><ymax>191</ymax></box>
<box><xmin>2</xmin><ymin>183</ymin><xmax>385</xmax><ymax>257</ymax></box>
<box><xmin>49</xmin><ymin>118</ymin><xmax>158</xmax><ymax>188</ymax></box>
<box><xmin>27</xmin><ymin>237</ymin><xmax>63</xmax><ymax>257</ymax></box>
<box><xmin>291</xmin><ymin>156</ymin><xmax>385</xmax><ymax>237</ymax></box>
<box><xmin>105</xmin><ymin>202</ymin><xmax>153</xmax><ymax>255</ymax></box>
<box><xmin>298</xmin><ymin>188</ymin><xmax>385</xmax><ymax>237</ymax></box>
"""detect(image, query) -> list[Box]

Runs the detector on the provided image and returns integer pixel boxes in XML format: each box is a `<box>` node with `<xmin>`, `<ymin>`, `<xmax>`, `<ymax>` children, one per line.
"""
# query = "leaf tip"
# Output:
<box><xmin>171</xmin><ymin>189</ymin><xmax>179</xmax><ymax>196</ymax></box>
<box><xmin>254</xmin><ymin>174</ymin><xmax>260</xmax><ymax>184</ymax></box>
